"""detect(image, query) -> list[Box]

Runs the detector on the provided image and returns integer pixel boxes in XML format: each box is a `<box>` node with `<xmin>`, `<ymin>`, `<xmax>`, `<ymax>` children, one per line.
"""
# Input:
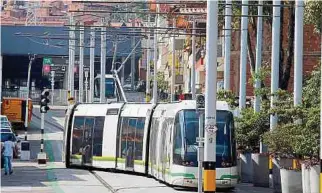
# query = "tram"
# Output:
<box><xmin>93</xmin><ymin>74</ymin><xmax>118</xmax><ymax>103</ymax></box>
<box><xmin>63</xmin><ymin>100</ymin><xmax>238</xmax><ymax>189</ymax></box>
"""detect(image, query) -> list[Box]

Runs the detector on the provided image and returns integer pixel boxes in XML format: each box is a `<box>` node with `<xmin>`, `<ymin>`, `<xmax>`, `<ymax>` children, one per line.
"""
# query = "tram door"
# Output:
<box><xmin>82</xmin><ymin>118</ymin><xmax>94</xmax><ymax>166</ymax></box>
<box><xmin>125</xmin><ymin>118</ymin><xmax>136</xmax><ymax>169</ymax></box>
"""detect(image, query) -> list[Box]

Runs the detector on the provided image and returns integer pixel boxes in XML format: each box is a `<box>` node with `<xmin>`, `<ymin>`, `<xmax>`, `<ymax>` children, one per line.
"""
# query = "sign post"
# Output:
<box><xmin>50</xmin><ymin>71</ymin><xmax>55</xmax><ymax>105</ymax></box>
<box><xmin>196</xmin><ymin>94</ymin><xmax>205</xmax><ymax>193</ymax></box>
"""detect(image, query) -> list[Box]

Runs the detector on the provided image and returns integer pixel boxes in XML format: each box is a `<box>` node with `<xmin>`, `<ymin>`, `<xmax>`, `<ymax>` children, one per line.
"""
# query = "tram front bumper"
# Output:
<box><xmin>172</xmin><ymin>178</ymin><xmax>237</xmax><ymax>188</ymax></box>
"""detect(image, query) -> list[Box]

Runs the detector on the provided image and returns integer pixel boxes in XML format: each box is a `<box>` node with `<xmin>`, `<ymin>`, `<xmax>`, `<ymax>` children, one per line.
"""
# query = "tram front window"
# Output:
<box><xmin>173</xmin><ymin>110</ymin><xmax>234</xmax><ymax>167</ymax></box>
<box><xmin>94</xmin><ymin>77</ymin><xmax>116</xmax><ymax>99</ymax></box>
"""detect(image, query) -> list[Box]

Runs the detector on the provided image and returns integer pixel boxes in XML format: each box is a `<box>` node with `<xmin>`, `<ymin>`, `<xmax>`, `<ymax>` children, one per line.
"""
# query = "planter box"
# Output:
<box><xmin>240</xmin><ymin>153</ymin><xmax>253</xmax><ymax>183</ymax></box>
<box><xmin>280</xmin><ymin>169</ymin><xmax>302</xmax><ymax>193</ymax></box>
<box><xmin>302</xmin><ymin>164</ymin><xmax>320</xmax><ymax>193</ymax></box>
<box><xmin>252</xmin><ymin>153</ymin><xmax>269</xmax><ymax>187</ymax></box>
<box><xmin>272</xmin><ymin>158</ymin><xmax>293</xmax><ymax>193</ymax></box>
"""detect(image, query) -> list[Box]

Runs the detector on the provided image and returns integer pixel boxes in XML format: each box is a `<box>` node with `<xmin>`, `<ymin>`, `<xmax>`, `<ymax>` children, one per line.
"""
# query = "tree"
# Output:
<box><xmin>304</xmin><ymin>0</ymin><xmax>322</xmax><ymax>34</ymax></box>
<box><xmin>149</xmin><ymin>71</ymin><xmax>169</xmax><ymax>92</ymax></box>
<box><xmin>263</xmin><ymin>64</ymin><xmax>321</xmax><ymax>163</ymax></box>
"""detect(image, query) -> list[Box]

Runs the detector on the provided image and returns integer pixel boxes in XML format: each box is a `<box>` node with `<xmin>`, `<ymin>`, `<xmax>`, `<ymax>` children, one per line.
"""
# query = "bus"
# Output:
<box><xmin>93</xmin><ymin>74</ymin><xmax>118</xmax><ymax>103</ymax></box>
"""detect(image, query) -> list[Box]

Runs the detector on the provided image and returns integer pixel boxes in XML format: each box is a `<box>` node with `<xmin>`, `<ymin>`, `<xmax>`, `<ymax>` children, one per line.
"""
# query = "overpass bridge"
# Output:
<box><xmin>1</xmin><ymin>25</ymin><xmax>142</xmax><ymax>90</ymax></box>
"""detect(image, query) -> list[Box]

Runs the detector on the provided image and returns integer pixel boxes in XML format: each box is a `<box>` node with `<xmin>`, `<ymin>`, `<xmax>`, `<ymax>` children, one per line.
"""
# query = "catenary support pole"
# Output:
<box><xmin>191</xmin><ymin>17</ymin><xmax>196</xmax><ymax>99</ymax></box>
<box><xmin>90</xmin><ymin>27</ymin><xmax>95</xmax><ymax>103</ymax></box>
<box><xmin>239</xmin><ymin>0</ymin><xmax>248</xmax><ymax>110</ymax></box>
<box><xmin>0</xmin><ymin>55</ymin><xmax>2</xmax><ymax>114</ymax></box>
<box><xmin>254</xmin><ymin>0</ymin><xmax>263</xmax><ymax>113</ymax></box>
<box><xmin>131</xmin><ymin>21</ymin><xmax>136</xmax><ymax>91</ymax></box>
<box><xmin>70</xmin><ymin>15</ymin><xmax>75</xmax><ymax>98</ymax></box>
<box><xmin>319</xmin><ymin>13</ymin><xmax>322</xmax><ymax>193</ymax></box>
<box><xmin>171</xmin><ymin>18</ymin><xmax>176</xmax><ymax>102</ymax></box>
<box><xmin>255</xmin><ymin>0</ymin><xmax>265</xmax><ymax>154</ymax></box>
<box><xmin>294</xmin><ymin>1</ymin><xmax>304</xmax><ymax>108</ymax></box>
<box><xmin>204</xmin><ymin>1</ymin><xmax>218</xmax><ymax>193</ymax></box>
<box><xmin>152</xmin><ymin>8</ymin><xmax>159</xmax><ymax>104</ymax></box>
<box><xmin>224</xmin><ymin>0</ymin><xmax>232</xmax><ymax>90</ymax></box>
<box><xmin>270</xmin><ymin>0</ymin><xmax>281</xmax><ymax>131</ymax></box>
<box><xmin>79</xmin><ymin>26</ymin><xmax>84</xmax><ymax>103</ymax></box>
<box><xmin>100</xmin><ymin>21</ymin><xmax>107</xmax><ymax>103</ymax></box>
<box><xmin>121</xmin><ymin>57</ymin><xmax>125</xmax><ymax>86</ymax></box>
<box><xmin>146</xmin><ymin>14</ymin><xmax>151</xmax><ymax>102</ymax></box>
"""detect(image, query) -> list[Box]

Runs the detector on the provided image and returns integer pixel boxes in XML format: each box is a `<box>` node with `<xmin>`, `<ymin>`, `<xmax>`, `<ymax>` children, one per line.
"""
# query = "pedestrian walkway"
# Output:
<box><xmin>1</xmin><ymin>161</ymin><xmax>107</xmax><ymax>193</ymax></box>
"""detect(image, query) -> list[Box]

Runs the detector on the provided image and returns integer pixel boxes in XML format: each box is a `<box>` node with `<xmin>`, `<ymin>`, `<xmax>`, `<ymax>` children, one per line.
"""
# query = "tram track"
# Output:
<box><xmin>90</xmin><ymin>170</ymin><xmax>118</xmax><ymax>193</ymax></box>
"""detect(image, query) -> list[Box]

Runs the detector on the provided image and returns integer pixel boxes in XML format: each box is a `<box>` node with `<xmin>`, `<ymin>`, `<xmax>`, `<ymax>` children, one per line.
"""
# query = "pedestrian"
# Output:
<box><xmin>3</xmin><ymin>135</ymin><xmax>16</xmax><ymax>175</ymax></box>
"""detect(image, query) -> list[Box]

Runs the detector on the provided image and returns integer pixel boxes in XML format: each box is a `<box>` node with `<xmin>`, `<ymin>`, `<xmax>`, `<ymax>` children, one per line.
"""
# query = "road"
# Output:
<box><xmin>1</xmin><ymin>106</ymin><xmax>273</xmax><ymax>193</ymax></box>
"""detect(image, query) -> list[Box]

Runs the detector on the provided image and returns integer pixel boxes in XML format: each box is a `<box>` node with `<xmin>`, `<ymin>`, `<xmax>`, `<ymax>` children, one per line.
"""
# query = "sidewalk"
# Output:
<box><xmin>1</xmin><ymin>160</ymin><xmax>107</xmax><ymax>193</ymax></box>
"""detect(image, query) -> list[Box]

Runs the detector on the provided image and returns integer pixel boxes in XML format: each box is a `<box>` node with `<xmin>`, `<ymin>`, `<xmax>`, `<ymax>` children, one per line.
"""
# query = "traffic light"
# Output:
<box><xmin>40</xmin><ymin>89</ymin><xmax>50</xmax><ymax>113</ymax></box>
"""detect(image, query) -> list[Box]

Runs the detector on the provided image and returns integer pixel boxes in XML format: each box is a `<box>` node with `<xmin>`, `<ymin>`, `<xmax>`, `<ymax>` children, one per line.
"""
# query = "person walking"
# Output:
<box><xmin>3</xmin><ymin>135</ymin><xmax>16</xmax><ymax>175</ymax></box>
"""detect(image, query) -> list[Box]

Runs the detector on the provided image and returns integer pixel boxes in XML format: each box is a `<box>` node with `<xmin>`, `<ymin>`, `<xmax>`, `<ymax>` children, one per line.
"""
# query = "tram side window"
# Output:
<box><xmin>120</xmin><ymin>117</ymin><xmax>129</xmax><ymax>158</ymax></box>
<box><xmin>173</xmin><ymin>112</ymin><xmax>184</xmax><ymax>165</ymax></box>
<box><xmin>72</xmin><ymin>116</ymin><xmax>85</xmax><ymax>155</ymax></box>
<box><xmin>150</xmin><ymin>118</ymin><xmax>159</xmax><ymax>166</ymax></box>
<box><xmin>94</xmin><ymin>78</ymin><xmax>100</xmax><ymax>98</ymax></box>
<box><xmin>134</xmin><ymin>118</ymin><xmax>145</xmax><ymax>160</ymax></box>
<box><xmin>93</xmin><ymin>117</ymin><xmax>104</xmax><ymax>156</ymax></box>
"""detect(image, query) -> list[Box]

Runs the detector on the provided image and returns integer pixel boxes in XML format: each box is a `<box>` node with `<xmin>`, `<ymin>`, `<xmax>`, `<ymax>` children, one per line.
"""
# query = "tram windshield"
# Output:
<box><xmin>173</xmin><ymin>110</ymin><xmax>235</xmax><ymax>167</ymax></box>
<box><xmin>94</xmin><ymin>77</ymin><xmax>116</xmax><ymax>99</ymax></box>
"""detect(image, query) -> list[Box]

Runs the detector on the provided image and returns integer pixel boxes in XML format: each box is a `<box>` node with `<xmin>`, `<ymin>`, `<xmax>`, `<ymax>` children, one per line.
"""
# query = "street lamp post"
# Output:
<box><xmin>24</xmin><ymin>54</ymin><xmax>35</xmax><ymax>141</ymax></box>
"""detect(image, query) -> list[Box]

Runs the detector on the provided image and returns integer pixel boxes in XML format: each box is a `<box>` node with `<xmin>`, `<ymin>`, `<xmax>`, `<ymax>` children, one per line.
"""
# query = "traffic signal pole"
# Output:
<box><xmin>38</xmin><ymin>89</ymin><xmax>50</xmax><ymax>164</ymax></box>
<box><xmin>204</xmin><ymin>1</ymin><xmax>218</xmax><ymax>193</ymax></box>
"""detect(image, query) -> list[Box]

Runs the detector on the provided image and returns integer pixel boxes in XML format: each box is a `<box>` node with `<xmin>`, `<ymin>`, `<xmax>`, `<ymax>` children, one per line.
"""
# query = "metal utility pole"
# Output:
<box><xmin>100</xmin><ymin>20</ymin><xmax>107</xmax><ymax>103</ymax></box>
<box><xmin>294</xmin><ymin>1</ymin><xmax>304</xmax><ymax>108</ymax></box>
<box><xmin>191</xmin><ymin>18</ymin><xmax>196</xmax><ymax>99</ymax></box>
<box><xmin>171</xmin><ymin>18</ymin><xmax>176</xmax><ymax>102</ymax></box>
<box><xmin>24</xmin><ymin>54</ymin><xmax>35</xmax><ymax>141</ymax></box>
<box><xmin>90</xmin><ymin>27</ymin><xmax>95</xmax><ymax>103</ymax></box>
<box><xmin>196</xmin><ymin>95</ymin><xmax>204</xmax><ymax>193</ymax></box>
<box><xmin>0</xmin><ymin>55</ymin><xmax>2</xmax><ymax>114</ymax></box>
<box><xmin>121</xmin><ymin>57</ymin><xmax>125</xmax><ymax>86</ymax></box>
<box><xmin>84</xmin><ymin>70</ymin><xmax>89</xmax><ymax>103</ymax></box>
<box><xmin>270</xmin><ymin>0</ymin><xmax>281</xmax><ymax>131</ymax></box>
<box><xmin>239</xmin><ymin>0</ymin><xmax>248</xmax><ymax>110</ymax></box>
<box><xmin>152</xmin><ymin>12</ymin><xmax>159</xmax><ymax>104</ymax></box>
<box><xmin>254</xmin><ymin>0</ymin><xmax>263</xmax><ymax>113</ymax></box>
<box><xmin>131</xmin><ymin>21</ymin><xmax>136</xmax><ymax>91</ymax></box>
<box><xmin>224</xmin><ymin>0</ymin><xmax>232</xmax><ymax>90</ymax></box>
<box><xmin>50</xmin><ymin>71</ymin><xmax>55</xmax><ymax>105</ymax></box>
<box><xmin>79</xmin><ymin>26</ymin><xmax>85</xmax><ymax>103</ymax></box>
<box><xmin>68</xmin><ymin>15</ymin><xmax>75</xmax><ymax>98</ymax></box>
<box><xmin>204</xmin><ymin>1</ymin><xmax>218</xmax><ymax>193</ymax></box>
<box><xmin>255</xmin><ymin>0</ymin><xmax>264</xmax><ymax>154</ymax></box>
<box><xmin>319</xmin><ymin>14</ymin><xmax>322</xmax><ymax>193</ymax></box>
<box><xmin>146</xmin><ymin>15</ymin><xmax>151</xmax><ymax>102</ymax></box>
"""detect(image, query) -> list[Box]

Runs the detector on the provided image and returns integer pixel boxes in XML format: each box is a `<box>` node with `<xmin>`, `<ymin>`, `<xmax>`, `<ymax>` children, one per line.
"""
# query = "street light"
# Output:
<box><xmin>24</xmin><ymin>54</ymin><xmax>36</xmax><ymax>141</ymax></box>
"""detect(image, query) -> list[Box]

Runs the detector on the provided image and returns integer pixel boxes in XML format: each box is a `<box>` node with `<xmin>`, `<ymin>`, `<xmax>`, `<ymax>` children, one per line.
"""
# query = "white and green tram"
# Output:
<box><xmin>64</xmin><ymin>100</ymin><xmax>238</xmax><ymax>189</ymax></box>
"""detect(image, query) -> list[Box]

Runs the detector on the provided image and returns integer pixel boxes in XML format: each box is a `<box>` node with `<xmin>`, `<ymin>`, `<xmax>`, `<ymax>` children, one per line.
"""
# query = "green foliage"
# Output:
<box><xmin>304</xmin><ymin>0</ymin><xmax>322</xmax><ymax>33</ymax></box>
<box><xmin>236</xmin><ymin>108</ymin><xmax>270</xmax><ymax>152</ymax></box>
<box><xmin>263</xmin><ymin>64</ymin><xmax>321</xmax><ymax>161</ymax></box>
<box><xmin>150</xmin><ymin>71</ymin><xmax>169</xmax><ymax>92</ymax></box>
<box><xmin>217</xmin><ymin>90</ymin><xmax>237</xmax><ymax>108</ymax></box>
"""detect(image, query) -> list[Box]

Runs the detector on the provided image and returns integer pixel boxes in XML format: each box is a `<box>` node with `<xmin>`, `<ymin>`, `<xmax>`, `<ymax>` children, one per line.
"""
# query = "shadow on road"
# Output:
<box><xmin>1</xmin><ymin>165</ymin><xmax>90</xmax><ymax>187</ymax></box>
